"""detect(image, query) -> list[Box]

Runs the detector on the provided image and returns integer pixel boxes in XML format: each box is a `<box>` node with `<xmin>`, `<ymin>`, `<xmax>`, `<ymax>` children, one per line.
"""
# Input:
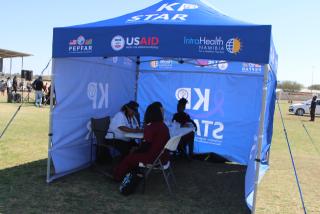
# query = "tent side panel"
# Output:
<box><xmin>137</xmin><ymin>68</ymin><xmax>263</xmax><ymax>164</ymax></box>
<box><xmin>51</xmin><ymin>57</ymin><xmax>136</xmax><ymax>175</ymax></box>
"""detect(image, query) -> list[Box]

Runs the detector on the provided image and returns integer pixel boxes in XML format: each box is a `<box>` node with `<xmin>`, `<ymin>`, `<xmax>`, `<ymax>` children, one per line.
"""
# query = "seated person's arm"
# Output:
<box><xmin>118</xmin><ymin>126</ymin><xmax>142</xmax><ymax>133</ymax></box>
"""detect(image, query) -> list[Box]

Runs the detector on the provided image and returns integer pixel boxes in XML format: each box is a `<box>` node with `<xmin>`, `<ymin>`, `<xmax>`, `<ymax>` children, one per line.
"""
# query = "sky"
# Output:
<box><xmin>0</xmin><ymin>0</ymin><xmax>319</xmax><ymax>87</ymax></box>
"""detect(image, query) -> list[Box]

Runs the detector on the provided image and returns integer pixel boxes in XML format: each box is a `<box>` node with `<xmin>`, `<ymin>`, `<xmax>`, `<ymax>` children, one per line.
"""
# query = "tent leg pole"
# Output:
<box><xmin>252</xmin><ymin>64</ymin><xmax>269</xmax><ymax>213</ymax></box>
<box><xmin>46</xmin><ymin>58</ymin><xmax>55</xmax><ymax>183</ymax></box>
<box><xmin>134</xmin><ymin>56</ymin><xmax>140</xmax><ymax>101</ymax></box>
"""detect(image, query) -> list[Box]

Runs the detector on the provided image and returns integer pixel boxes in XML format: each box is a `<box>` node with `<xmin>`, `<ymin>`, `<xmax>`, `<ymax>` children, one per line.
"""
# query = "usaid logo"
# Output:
<box><xmin>111</xmin><ymin>35</ymin><xmax>159</xmax><ymax>51</ymax></box>
<box><xmin>111</xmin><ymin>35</ymin><xmax>125</xmax><ymax>51</ymax></box>
<box><xmin>87</xmin><ymin>82</ymin><xmax>109</xmax><ymax>109</ymax></box>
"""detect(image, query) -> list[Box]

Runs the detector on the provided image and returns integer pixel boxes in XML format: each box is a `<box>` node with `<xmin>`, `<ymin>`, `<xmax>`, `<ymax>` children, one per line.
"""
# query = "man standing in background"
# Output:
<box><xmin>32</xmin><ymin>76</ymin><xmax>44</xmax><ymax>107</ymax></box>
<box><xmin>310</xmin><ymin>96</ymin><xmax>317</xmax><ymax>122</ymax></box>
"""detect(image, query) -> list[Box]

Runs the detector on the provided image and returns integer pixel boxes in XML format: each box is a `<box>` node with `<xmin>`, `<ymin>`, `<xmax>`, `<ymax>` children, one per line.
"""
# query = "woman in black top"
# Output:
<box><xmin>172</xmin><ymin>98</ymin><xmax>197</xmax><ymax>159</ymax></box>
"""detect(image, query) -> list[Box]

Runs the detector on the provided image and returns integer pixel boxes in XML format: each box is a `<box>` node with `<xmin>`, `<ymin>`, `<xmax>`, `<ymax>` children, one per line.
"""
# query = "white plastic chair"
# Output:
<box><xmin>139</xmin><ymin>134</ymin><xmax>182</xmax><ymax>194</ymax></box>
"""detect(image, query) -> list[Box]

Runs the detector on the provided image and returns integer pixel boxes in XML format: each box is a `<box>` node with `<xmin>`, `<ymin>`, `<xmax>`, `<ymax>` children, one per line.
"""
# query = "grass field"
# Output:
<box><xmin>0</xmin><ymin>95</ymin><xmax>319</xmax><ymax>213</ymax></box>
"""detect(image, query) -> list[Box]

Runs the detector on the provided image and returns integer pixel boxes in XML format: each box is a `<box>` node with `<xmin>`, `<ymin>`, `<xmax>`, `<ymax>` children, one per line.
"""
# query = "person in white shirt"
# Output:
<box><xmin>106</xmin><ymin>101</ymin><xmax>142</xmax><ymax>158</ymax></box>
<box><xmin>6</xmin><ymin>77</ymin><xmax>13</xmax><ymax>102</ymax></box>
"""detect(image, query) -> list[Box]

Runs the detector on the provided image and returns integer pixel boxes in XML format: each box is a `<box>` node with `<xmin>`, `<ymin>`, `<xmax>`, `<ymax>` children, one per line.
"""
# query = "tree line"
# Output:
<box><xmin>277</xmin><ymin>81</ymin><xmax>320</xmax><ymax>92</ymax></box>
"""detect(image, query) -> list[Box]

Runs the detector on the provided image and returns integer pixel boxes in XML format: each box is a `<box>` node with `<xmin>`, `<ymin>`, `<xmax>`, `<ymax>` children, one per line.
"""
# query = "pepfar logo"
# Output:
<box><xmin>226</xmin><ymin>38</ymin><xmax>242</xmax><ymax>54</ymax></box>
<box><xmin>69</xmin><ymin>35</ymin><xmax>93</xmax><ymax>54</ymax></box>
<box><xmin>87</xmin><ymin>82</ymin><xmax>108</xmax><ymax>109</ymax></box>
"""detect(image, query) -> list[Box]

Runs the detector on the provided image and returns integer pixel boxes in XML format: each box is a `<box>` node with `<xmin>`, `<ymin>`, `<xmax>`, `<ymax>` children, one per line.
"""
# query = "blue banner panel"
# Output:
<box><xmin>51</xmin><ymin>57</ymin><xmax>136</xmax><ymax>174</ymax></box>
<box><xmin>137</xmin><ymin>70</ymin><xmax>263</xmax><ymax>164</ymax></box>
<box><xmin>53</xmin><ymin>24</ymin><xmax>271</xmax><ymax>64</ymax></box>
<box><xmin>140</xmin><ymin>57</ymin><xmax>264</xmax><ymax>76</ymax></box>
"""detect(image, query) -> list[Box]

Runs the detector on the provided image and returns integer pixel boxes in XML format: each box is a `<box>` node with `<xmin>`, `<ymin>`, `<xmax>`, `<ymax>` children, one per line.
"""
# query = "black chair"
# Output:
<box><xmin>91</xmin><ymin>116</ymin><xmax>115</xmax><ymax>165</ymax></box>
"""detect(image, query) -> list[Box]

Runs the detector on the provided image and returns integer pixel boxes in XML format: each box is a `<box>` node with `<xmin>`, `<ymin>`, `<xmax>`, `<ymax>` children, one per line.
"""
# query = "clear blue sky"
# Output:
<box><xmin>0</xmin><ymin>0</ymin><xmax>319</xmax><ymax>86</ymax></box>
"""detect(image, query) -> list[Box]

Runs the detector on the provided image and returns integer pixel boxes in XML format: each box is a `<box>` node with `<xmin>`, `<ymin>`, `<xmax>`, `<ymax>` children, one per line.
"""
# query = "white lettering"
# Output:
<box><xmin>177</xmin><ymin>3</ymin><xmax>199</xmax><ymax>11</ymax></box>
<box><xmin>212</xmin><ymin>122</ymin><xmax>224</xmax><ymax>140</ymax></box>
<box><xmin>193</xmin><ymin>88</ymin><xmax>210</xmax><ymax>111</ymax></box>
<box><xmin>172</xmin><ymin>14</ymin><xmax>188</xmax><ymax>21</ymax></box>
<box><xmin>87</xmin><ymin>82</ymin><xmax>97</xmax><ymax>109</ymax></box>
<box><xmin>157</xmin><ymin>3</ymin><xmax>179</xmax><ymax>11</ymax></box>
<box><xmin>98</xmin><ymin>83</ymin><xmax>109</xmax><ymax>109</ymax></box>
<box><xmin>153</xmin><ymin>14</ymin><xmax>170</xmax><ymax>20</ymax></box>
<box><xmin>127</xmin><ymin>15</ymin><xmax>143</xmax><ymax>22</ymax></box>
<box><xmin>202</xmin><ymin>120</ymin><xmax>214</xmax><ymax>137</ymax></box>
<box><xmin>144</xmin><ymin>14</ymin><xmax>159</xmax><ymax>20</ymax></box>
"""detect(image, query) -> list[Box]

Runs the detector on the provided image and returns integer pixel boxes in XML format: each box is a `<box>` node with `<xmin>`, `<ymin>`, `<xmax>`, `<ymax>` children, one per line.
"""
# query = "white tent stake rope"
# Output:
<box><xmin>276</xmin><ymin>99</ymin><xmax>307</xmax><ymax>214</ymax></box>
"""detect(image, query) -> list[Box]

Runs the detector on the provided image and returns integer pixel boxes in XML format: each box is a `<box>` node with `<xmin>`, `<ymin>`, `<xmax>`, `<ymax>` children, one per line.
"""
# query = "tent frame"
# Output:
<box><xmin>252</xmin><ymin>64</ymin><xmax>269</xmax><ymax>213</ymax></box>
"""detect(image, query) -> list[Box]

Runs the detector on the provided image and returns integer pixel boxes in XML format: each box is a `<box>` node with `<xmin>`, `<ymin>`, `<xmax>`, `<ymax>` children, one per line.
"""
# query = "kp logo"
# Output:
<box><xmin>175</xmin><ymin>88</ymin><xmax>210</xmax><ymax>111</ymax></box>
<box><xmin>87</xmin><ymin>82</ymin><xmax>109</xmax><ymax>109</ymax></box>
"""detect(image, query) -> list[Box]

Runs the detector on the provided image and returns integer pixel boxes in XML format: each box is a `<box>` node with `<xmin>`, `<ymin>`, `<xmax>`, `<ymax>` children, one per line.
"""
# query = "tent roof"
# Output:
<box><xmin>69</xmin><ymin>0</ymin><xmax>255</xmax><ymax>28</ymax></box>
<box><xmin>52</xmin><ymin>0</ymin><xmax>277</xmax><ymax>68</ymax></box>
<box><xmin>0</xmin><ymin>48</ymin><xmax>32</xmax><ymax>58</ymax></box>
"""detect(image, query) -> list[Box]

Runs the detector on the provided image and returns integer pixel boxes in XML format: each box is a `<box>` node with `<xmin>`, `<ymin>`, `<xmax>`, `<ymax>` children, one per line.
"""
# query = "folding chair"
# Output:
<box><xmin>90</xmin><ymin>116</ymin><xmax>115</xmax><ymax>164</ymax></box>
<box><xmin>139</xmin><ymin>134</ymin><xmax>182</xmax><ymax>195</ymax></box>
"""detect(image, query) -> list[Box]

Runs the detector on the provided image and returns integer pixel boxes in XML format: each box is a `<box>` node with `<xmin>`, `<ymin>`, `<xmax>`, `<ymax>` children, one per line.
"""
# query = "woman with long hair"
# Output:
<box><xmin>113</xmin><ymin>102</ymin><xmax>169</xmax><ymax>181</ymax></box>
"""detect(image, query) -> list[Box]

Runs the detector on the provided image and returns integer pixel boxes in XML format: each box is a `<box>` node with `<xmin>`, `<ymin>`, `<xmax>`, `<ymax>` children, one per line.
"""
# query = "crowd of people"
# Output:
<box><xmin>100</xmin><ymin>98</ymin><xmax>197</xmax><ymax>182</ymax></box>
<box><xmin>0</xmin><ymin>75</ymin><xmax>52</xmax><ymax>107</ymax></box>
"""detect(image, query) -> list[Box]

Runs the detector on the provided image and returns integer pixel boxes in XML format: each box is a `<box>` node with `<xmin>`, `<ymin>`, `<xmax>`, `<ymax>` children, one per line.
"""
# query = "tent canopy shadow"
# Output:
<box><xmin>0</xmin><ymin>158</ymin><xmax>249</xmax><ymax>213</ymax></box>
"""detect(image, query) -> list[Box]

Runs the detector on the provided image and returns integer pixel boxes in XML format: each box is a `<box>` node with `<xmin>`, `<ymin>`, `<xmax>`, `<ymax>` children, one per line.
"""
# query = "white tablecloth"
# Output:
<box><xmin>124</xmin><ymin>127</ymin><xmax>194</xmax><ymax>139</ymax></box>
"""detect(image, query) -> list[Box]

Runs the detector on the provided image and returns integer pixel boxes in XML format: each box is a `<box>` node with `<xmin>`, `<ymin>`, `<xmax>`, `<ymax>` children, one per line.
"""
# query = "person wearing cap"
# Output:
<box><xmin>106</xmin><ymin>102</ymin><xmax>142</xmax><ymax>158</ymax></box>
<box><xmin>172</xmin><ymin>98</ymin><xmax>197</xmax><ymax>160</ymax></box>
<box><xmin>310</xmin><ymin>96</ymin><xmax>317</xmax><ymax>122</ymax></box>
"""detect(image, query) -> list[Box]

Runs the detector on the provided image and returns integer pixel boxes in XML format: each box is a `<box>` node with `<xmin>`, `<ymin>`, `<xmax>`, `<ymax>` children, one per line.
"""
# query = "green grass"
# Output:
<box><xmin>0</xmin><ymin>95</ymin><xmax>319</xmax><ymax>213</ymax></box>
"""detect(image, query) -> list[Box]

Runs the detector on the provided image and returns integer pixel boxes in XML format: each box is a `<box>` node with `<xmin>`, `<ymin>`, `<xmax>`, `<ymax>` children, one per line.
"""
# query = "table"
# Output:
<box><xmin>124</xmin><ymin>127</ymin><xmax>194</xmax><ymax>139</ymax></box>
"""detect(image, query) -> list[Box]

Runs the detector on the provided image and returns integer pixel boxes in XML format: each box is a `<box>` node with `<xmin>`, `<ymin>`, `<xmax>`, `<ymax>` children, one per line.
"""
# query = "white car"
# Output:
<box><xmin>289</xmin><ymin>99</ymin><xmax>320</xmax><ymax>116</ymax></box>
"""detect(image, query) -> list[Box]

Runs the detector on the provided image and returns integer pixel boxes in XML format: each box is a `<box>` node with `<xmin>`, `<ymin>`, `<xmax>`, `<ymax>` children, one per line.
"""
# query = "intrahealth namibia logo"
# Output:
<box><xmin>226</xmin><ymin>38</ymin><xmax>242</xmax><ymax>54</ymax></box>
<box><xmin>69</xmin><ymin>35</ymin><xmax>93</xmax><ymax>53</ymax></box>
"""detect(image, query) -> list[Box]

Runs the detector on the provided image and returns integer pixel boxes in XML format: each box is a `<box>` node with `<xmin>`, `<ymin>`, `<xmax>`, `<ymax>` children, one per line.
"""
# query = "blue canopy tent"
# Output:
<box><xmin>48</xmin><ymin>0</ymin><xmax>278</xmax><ymax>212</ymax></box>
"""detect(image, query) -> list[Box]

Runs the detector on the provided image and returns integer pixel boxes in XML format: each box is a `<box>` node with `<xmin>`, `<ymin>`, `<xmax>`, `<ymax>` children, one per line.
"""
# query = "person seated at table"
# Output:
<box><xmin>113</xmin><ymin>102</ymin><xmax>170</xmax><ymax>182</ymax></box>
<box><xmin>172</xmin><ymin>98</ymin><xmax>197</xmax><ymax>160</ymax></box>
<box><xmin>128</xmin><ymin>100</ymin><xmax>141</xmax><ymax>127</ymax></box>
<box><xmin>106</xmin><ymin>101</ymin><xmax>142</xmax><ymax>158</ymax></box>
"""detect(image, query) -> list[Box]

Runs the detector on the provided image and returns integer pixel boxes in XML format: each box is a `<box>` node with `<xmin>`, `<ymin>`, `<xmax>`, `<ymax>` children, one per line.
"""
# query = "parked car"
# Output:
<box><xmin>289</xmin><ymin>99</ymin><xmax>320</xmax><ymax>116</ymax></box>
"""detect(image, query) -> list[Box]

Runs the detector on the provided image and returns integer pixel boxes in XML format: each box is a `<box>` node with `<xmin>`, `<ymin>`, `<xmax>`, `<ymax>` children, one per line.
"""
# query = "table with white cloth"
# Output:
<box><xmin>124</xmin><ymin>127</ymin><xmax>194</xmax><ymax>139</ymax></box>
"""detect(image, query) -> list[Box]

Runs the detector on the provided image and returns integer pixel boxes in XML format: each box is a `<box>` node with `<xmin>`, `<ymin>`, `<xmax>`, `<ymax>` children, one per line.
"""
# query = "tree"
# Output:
<box><xmin>308</xmin><ymin>84</ymin><xmax>320</xmax><ymax>90</ymax></box>
<box><xmin>277</xmin><ymin>81</ymin><xmax>303</xmax><ymax>92</ymax></box>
